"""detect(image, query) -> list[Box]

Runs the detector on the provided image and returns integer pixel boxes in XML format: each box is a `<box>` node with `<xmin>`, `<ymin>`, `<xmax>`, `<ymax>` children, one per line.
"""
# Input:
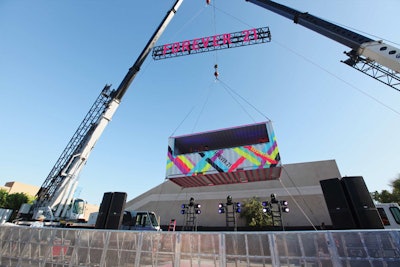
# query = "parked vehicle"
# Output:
<box><xmin>376</xmin><ymin>203</ymin><xmax>400</xmax><ymax>229</ymax></box>
<box><xmin>120</xmin><ymin>211</ymin><xmax>161</xmax><ymax>231</ymax></box>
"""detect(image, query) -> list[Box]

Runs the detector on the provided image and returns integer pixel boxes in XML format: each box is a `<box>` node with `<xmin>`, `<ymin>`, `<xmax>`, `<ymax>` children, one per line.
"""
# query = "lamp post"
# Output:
<box><xmin>181</xmin><ymin>197</ymin><xmax>201</xmax><ymax>231</ymax></box>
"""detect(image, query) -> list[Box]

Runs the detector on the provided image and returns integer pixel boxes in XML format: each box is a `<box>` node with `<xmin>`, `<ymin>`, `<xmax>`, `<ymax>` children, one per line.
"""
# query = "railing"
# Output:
<box><xmin>0</xmin><ymin>225</ymin><xmax>399</xmax><ymax>266</ymax></box>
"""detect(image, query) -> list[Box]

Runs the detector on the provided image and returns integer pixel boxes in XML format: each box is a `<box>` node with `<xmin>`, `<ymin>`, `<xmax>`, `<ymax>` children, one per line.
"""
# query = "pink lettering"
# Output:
<box><xmin>243</xmin><ymin>30</ymin><xmax>250</xmax><ymax>42</ymax></box>
<box><xmin>163</xmin><ymin>44</ymin><xmax>170</xmax><ymax>55</ymax></box>
<box><xmin>213</xmin><ymin>35</ymin><xmax>220</xmax><ymax>46</ymax></box>
<box><xmin>192</xmin><ymin>38</ymin><xmax>200</xmax><ymax>50</ymax></box>
<box><xmin>181</xmin><ymin>40</ymin><xmax>190</xmax><ymax>52</ymax></box>
<box><xmin>172</xmin><ymin>42</ymin><xmax>180</xmax><ymax>53</ymax></box>
<box><xmin>202</xmin><ymin>37</ymin><xmax>210</xmax><ymax>48</ymax></box>
<box><xmin>252</xmin><ymin>28</ymin><xmax>258</xmax><ymax>40</ymax></box>
<box><xmin>154</xmin><ymin>27</ymin><xmax>268</xmax><ymax>58</ymax></box>
<box><xmin>222</xmin><ymin>33</ymin><xmax>231</xmax><ymax>45</ymax></box>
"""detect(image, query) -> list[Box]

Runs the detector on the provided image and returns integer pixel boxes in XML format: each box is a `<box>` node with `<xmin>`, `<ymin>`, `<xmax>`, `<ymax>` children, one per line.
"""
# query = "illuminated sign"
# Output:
<box><xmin>152</xmin><ymin>27</ymin><xmax>271</xmax><ymax>60</ymax></box>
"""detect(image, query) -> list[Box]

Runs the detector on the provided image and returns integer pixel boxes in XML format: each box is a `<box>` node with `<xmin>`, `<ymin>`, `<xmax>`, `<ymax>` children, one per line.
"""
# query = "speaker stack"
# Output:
<box><xmin>95</xmin><ymin>192</ymin><xmax>127</xmax><ymax>229</ymax></box>
<box><xmin>320</xmin><ymin>176</ymin><xmax>383</xmax><ymax>229</ymax></box>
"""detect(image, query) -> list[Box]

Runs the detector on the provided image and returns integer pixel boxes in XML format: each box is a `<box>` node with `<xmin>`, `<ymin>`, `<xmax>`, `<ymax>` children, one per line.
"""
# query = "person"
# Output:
<box><xmin>30</xmin><ymin>215</ymin><xmax>45</xmax><ymax>227</ymax></box>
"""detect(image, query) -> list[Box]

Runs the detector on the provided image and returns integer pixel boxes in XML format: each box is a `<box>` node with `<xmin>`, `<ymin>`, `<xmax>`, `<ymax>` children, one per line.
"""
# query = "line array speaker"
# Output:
<box><xmin>341</xmin><ymin>176</ymin><xmax>383</xmax><ymax>229</ymax></box>
<box><xmin>320</xmin><ymin>178</ymin><xmax>357</xmax><ymax>229</ymax></box>
<box><xmin>320</xmin><ymin>177</ymin><xmax>384</xmax><ymax>229</ymax></box>
<box><xmin>95</xmin><ymin>192</ymin><xmax>127</xmax><ymax>229</ymax></box>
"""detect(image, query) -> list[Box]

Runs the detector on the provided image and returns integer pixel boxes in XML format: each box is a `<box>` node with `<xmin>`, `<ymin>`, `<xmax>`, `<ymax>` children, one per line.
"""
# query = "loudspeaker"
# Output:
<box><xmin>95</xmin><ymin>192</ymin><xmax>113</xmax><ymax>229</ymax></box>
<box><xmin>105</xmin><ymin>192</ymin><xmax>127</xmax><ymax>229</ymax></box>
<box><xmin>320</xmin><ymin>178</ymin><xmax>357</xmax><ymax>229</ymax></box>
<box><xmin>341</xmin><ymin>176</ymin><xmax>384</xmax><ymax>229</ymax></box>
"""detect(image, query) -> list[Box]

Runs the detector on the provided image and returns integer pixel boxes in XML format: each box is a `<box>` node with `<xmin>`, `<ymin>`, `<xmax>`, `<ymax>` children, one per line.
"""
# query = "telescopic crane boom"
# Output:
<box><xmin>32</xmin><ymin>0</ymin><xmax>184</xmax><ymax>221</ymax></box>
<box><xmin>246</xmin><ymin>0</ymin><xmax>400</xmax><ymax>91</ymax></box>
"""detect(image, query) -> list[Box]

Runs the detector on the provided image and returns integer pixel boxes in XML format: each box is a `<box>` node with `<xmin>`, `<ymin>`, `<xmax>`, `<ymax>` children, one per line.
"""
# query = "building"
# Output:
<box><xmin>125</xmin><ymin>122</ymin><xmax>341</xmax><ymax>229</ymax></box>
<box><xmin>0</xmin><ymin>181</ymin><xmax>39</xmax><ymax>197</ymax></box>
<box><xmin>126</xmin><ymin>159</ymin><xmax>340</xmax><ymax>229</ymax></box>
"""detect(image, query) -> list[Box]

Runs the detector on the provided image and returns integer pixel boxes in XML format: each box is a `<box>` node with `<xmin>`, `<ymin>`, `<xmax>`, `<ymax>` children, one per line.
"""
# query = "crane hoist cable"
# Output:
<box><xmin>214</xmin><ymin>64</ymin><xmax>219</xmax><ymax>79</ymax></box>
<box><xmin>210</xmin><ymin>0</ymin><xmax>219</xmax><ymax>80</ymax></box>
<box><xmin>218</xmin><ymin>78</ymin><xmax>272</xmax><ymax>122</ymax></box>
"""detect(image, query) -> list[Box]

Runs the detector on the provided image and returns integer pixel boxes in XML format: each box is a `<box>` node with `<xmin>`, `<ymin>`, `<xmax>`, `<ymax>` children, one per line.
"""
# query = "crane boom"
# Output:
<box><xmin>246</xmin><ymin>0</ymin><xmax>400</xmax><ymax>91</ymax></box>
<box><xmin>33</xmin><ymin>0</ymin><xmax>184</xmax><ymax>220</ymax></box>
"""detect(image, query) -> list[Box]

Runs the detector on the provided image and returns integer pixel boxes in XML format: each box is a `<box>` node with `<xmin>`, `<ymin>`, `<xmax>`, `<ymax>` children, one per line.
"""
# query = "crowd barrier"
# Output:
<box><xmin>0</xmin><ymin>225</ymin><xmax>399</xmax><ymax>266</ymax></box>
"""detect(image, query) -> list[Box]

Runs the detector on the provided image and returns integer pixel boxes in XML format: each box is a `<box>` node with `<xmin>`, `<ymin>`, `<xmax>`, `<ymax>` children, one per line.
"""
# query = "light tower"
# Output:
<box><xmin>181</xmin><ymin>197</ymin><xmax>201</xmax><ymax>231</ymax></box>
<box><xmin>218</xmin><ymin>195</ymin><xmax>241</xmax><ymax>231</ymax></box>
<box><xmin>262</xmin><ymin>193</ymin><xmax>289</xmax><ymax>230</ymax></box>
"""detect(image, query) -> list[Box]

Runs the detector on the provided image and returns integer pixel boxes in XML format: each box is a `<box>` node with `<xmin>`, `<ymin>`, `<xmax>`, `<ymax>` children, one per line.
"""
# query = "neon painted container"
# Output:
<box><xmin>166</xmin><ymin>121</ymin><xmax>282</xmax><ymax>187</ymax></box>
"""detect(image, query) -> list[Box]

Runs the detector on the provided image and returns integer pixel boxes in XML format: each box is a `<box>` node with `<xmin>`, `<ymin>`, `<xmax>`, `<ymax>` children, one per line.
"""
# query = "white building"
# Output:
<box><xmin>126</xmin><ymin>159</ymin><xmax>340</xmax><ymax>229</ymax></box>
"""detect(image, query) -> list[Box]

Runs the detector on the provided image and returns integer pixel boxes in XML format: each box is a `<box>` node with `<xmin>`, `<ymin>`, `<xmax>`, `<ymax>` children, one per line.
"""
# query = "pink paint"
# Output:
<box><xmin>201</xmin><ymin>36</ymin><xmax>210</xmax><ymax>48</ymax></box>
<box><xmin>181</xmin><ymin>40</ymin><xmax>190</xmax><ymax>52</ymax></box>
<box><xmin>213</xmin><ymin>35</ymin><xmax>219</xmax><ymax>47</ymax></box>
<box><xmin>172</xmin><ymin>42</ymin><xmax>180</xmax><ymax>53</ymax></box>
<box><xmin>162</xmin><ymin>28</ymin><xmax>257</xmax><ymax>55</ymax></box>
<box><xmin>222</xmin><ymin>33</ymin><xmax>232</xmax><ymax>45</ymax></box>
<box><xmin>192</xmin><ymin>38</ymin><xmax>200</xmax><ymax>50</ymax></box>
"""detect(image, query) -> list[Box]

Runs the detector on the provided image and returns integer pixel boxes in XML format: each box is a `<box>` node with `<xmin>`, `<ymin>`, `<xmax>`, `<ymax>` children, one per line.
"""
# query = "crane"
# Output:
<box><xmin>246</xmin><ymin>0</ymin><xmax>400</xmax><ymax>92</ymax></box>
<box><xmin>27</xmin><ymin>0</ymin><xmax>184</xmax><ymax>221</ymax></box>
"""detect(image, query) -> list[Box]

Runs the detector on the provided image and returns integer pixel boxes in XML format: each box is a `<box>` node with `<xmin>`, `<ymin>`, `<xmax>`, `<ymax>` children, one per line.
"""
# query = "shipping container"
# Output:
<box><xmin>166</xmin><ymin>121</ymin><xmax>281</xmax><ymax>187</ymax></box>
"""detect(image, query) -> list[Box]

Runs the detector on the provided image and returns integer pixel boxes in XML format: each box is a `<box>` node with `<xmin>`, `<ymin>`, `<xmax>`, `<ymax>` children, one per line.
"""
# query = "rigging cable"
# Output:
<box><xmin>191</xmin><ymin>81</ymin><xmax>216</xmax><ymax>133</ymax></box>
<box><xmin>207</xmin><ymin>0</ymin><xmax>220</xmax><ymax>80</ymax></box>
<box><xmin>211</xmin><ymin>0</ymin><xmax>219</xmax><ymax>72</ymax></box>
<box><xmin>279</xmin><ymin>167</ymin><xmax>319</xmax><ymax>231</ymax></box>
<box><xmin>212</xmin><ymin>5</ymin><xmax>400</xmax><ymax>114</ymax></box>
<box><xmin>218</xmin><ymin>78</ymin><xmax>272</xmax><ymax>122</ymax></box>
<box><xmin>170</xmin><ymin>105</ymin><xmax>196</xmax><ymax>137</ymax></box>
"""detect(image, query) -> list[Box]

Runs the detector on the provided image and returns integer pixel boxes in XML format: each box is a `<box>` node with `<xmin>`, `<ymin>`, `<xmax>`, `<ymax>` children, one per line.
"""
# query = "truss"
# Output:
<box><xmin>152</xmin><ymin>27</ymin><xmax>271</xmax><ymax>60</ymax></box>
<box><xmin>343</xmin><ymin>53</ymin><xmax>400</xmax><ymax>92</ymax></box>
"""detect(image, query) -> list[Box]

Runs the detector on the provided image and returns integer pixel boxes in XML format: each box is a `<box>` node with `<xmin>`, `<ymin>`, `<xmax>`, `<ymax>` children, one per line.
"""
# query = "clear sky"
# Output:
<box><xmin>1</xmin><ymin>0</ymin><xmax>399</xmax><ymax>206</ymax></box>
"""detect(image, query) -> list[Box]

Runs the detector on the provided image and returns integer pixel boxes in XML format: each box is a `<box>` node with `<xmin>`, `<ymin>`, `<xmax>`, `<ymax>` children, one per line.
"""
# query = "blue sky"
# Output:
<box><xmin>1</xmin><ymin>0</ymin><xmax>399</xmax><ymax>205</ymax></box>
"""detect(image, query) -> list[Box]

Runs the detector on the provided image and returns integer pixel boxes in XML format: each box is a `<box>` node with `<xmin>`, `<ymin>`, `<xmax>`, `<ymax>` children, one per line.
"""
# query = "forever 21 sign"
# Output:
<box><xmin>152</xmin><ymin>27</ymin><xmax>271</xmax><ymax>60</ymax></box>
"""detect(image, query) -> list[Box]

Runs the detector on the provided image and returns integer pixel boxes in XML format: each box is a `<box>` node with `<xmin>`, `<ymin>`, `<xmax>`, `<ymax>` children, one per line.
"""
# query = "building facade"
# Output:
<box><xmin>1</xmin><ymin>181</ymin><xmax>39</xmax><ymax>197</ymax></box>
<box><xmin>126</xmin><ymin>159</ymin><xmax>341</xmax><ymax>229</ymax></box>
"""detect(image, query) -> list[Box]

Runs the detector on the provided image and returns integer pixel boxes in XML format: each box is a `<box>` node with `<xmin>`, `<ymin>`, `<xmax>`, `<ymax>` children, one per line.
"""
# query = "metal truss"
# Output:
<box><xmin>343</xmin><ymin>53</ymin><xmax>400</xmax><ymax>92</ymax></box>
<box><xmin>152</xmin><ymin>27</ymin><xmax>271</xmax><ymax>60</ymax></box>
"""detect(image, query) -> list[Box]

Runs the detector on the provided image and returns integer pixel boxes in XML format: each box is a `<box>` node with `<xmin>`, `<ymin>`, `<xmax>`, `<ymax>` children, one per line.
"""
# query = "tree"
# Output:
<box><xmin>240</xmin><ymin>196</ymin><xmax>272</xmax><ymax>227</ymax></box>
<box><xmin>372</xmin><ymin>175</ymin><xmax>400</xmax><ymax>204</ymax></box>
<box><xmin>0</xmin><ymin>189</ymin><xmax>8</xmax><ymax>208</ymax></box>
<box><xmin>5</xmin><ymin>192</ymin><xmax>33</xmax><ymax>211</ymax></box>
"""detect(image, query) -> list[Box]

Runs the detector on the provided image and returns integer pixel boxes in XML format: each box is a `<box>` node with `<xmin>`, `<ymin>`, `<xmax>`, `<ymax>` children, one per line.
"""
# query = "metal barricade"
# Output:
<box><xmin>0</xmin><ymin>225</ymin><xmax>399</xmax><ymax>266</ymax></box>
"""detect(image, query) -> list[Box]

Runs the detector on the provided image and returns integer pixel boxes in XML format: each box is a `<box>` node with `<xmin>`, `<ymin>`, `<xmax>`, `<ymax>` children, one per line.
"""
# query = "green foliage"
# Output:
<box><xmin>5</xmin><ymin>193</ymin><xmax>31</xmax><ymax>211</ymax></box>
<box><xmin>240</xmin><ymin>196</ymin><xmax>272</xmax><ymax>227</ymax></box>
<box><xmin>0</xmin><ymin>189</ymin><xmax>8</xmax><ymax>208</ymax></box>
<box><xmin>372</xmin><ymin>175</ymin><xmax>400</xmax><ymax>204</ymax></box>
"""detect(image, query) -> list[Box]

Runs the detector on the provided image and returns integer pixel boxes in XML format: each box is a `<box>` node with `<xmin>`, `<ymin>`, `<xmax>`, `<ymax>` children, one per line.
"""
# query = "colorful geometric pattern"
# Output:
<box><xmin>166</xmin><ymin>122</ymin><xmax>281</xmax><ymax>187</ymax></box>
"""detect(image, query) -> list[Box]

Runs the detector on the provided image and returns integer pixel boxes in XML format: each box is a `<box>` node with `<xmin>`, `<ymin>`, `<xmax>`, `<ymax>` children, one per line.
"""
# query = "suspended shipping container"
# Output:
<box><xmin>166</xmin><ymin>121</ymin><xmax>281</xmax><ymax>187</ymax></box>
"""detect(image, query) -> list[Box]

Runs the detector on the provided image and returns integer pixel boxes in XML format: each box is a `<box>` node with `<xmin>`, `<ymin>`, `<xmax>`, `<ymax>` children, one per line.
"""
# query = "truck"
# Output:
<box><xmin>15</xmin><ymin>0</ymin><xmax>184</xmax><ymax>225</ymax></box>
<box><xmin>64</xmin><ymin>210</ymin><xmax>161</xmax><ymax>231</ymax></box>
<box><xmin>376</xmin><ymin>203</ymin><xmax>400</xmax><ymax>229</ymax></box>
<box><xmin>122</xmin><ymin>210</ymin><xmax>161</xmax><ymax>231</ymax></box>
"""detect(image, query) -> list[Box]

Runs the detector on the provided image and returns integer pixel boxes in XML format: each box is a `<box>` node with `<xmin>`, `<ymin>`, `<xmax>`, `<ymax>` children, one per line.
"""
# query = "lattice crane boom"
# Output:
<box><xmin>32</xmin><ymin>0</ymin><xmax>184</xmax><ymax>220</ymax></box>
<box><xmin>246</xmin><ymin>0</ymin><xmax>400</xmax><ymax>91</ymax></box>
